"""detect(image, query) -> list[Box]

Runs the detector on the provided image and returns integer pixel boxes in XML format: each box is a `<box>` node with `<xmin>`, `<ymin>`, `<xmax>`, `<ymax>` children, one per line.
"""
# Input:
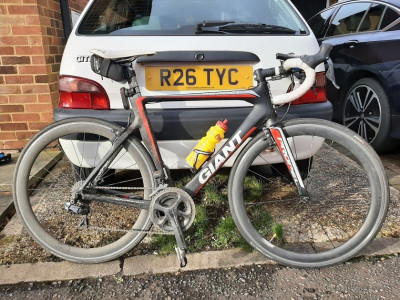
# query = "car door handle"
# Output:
<box><xmin>345</xmin><ymin>40</ymin><xmax>359</xmax><ymax>48</ymax></box>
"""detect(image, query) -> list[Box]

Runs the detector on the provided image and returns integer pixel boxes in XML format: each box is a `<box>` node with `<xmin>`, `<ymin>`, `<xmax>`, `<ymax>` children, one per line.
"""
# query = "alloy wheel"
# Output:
<box><xmin>344</xmin><ymin>84</ymin><xmax>381</xmax><ymax>143</ymax></box>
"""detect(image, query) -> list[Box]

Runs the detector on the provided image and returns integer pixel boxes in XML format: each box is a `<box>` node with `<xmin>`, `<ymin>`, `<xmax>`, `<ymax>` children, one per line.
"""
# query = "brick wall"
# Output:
<box><xmin>0</xmin><ymin>0</ymin><xmax>89</xmax><ymax>150</ymax></box>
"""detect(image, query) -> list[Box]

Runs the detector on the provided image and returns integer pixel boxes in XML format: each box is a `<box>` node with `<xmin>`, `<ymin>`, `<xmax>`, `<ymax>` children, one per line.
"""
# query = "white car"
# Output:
<box><xmin>57</xmin><ymin>0</ymin><xmax>332</xmax><ymax>169</ymax></box>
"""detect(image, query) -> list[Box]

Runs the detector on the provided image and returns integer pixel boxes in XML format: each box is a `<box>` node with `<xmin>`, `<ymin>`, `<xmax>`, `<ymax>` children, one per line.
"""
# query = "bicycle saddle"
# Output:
<box><xmin>89</xmin><ymin>49</ymin><xmax>156</xmax><ymax>82</ymax></box>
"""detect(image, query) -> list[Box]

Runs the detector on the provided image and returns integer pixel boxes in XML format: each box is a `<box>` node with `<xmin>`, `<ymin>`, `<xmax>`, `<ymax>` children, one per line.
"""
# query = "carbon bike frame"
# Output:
<box><xmin>77</xmin><ymin>69</ymin><xmax>308</xmax><ymax>204</ymax></box>
<box><xmin>133</xmin><ymin>68</ymin><xmax>308</xmax><ymax>197</ymax></box>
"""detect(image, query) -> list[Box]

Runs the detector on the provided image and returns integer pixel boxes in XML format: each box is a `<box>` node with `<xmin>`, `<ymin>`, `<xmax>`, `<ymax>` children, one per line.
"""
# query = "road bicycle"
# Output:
<box><xmin>13</xmin><ymin>44</ymin><xmax>389</xmax><ymax>268</ymax></box>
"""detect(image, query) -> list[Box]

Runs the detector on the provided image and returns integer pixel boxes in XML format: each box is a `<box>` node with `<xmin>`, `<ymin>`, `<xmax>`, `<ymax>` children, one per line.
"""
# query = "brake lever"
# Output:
<box><xmin>292</xmin><ymin>68</ymin><xmax>305</xmax><ymax>83</ymax></box>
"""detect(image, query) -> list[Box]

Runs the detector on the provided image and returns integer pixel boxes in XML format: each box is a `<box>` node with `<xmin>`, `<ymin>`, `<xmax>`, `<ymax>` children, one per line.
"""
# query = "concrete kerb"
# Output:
<box><xmin>0</xmin><ymin>237</ymin><xmax>399</xmax><ymax>285</ymax></box>
<box><xmin>0</xmin><ymin>261</ymin><xmax>121</xmax><ymax>285</ymax></box>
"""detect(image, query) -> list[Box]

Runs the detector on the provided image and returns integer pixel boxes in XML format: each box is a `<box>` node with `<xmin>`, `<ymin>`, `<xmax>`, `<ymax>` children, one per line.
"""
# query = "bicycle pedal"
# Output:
<box><xmin>65</xmin><ymin>202</ymin><xmax>89</xmax><ymax>215</ymax></box>
<box><xmin>175</xmin><ymin>247</ymin><xmax>187</xmax><ymax>268</ymax></box>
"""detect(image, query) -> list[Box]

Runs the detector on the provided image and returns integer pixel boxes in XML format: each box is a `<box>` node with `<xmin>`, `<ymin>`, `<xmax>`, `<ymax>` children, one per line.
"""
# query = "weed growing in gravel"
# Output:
<box><xmin>212</xmin><ymin>216</ymin><xmax>247</xmax><ymax>249</ymax></box>
<box><xmin>152</xmin><ymin>235</ymin><xmax>176</xmax><ymax>256</ymax></box>
<box><xmin>243</xmin><ymin>175</ymin><xmax>263</xmax><ymax>200</ymax></box>
<box><xmin>202</xmin><ymin>184</ymin><xmax>225</xmax><ymax>204</ymax></box>
<box><xmin>272</xmin><ymin>223</ymin><xmax>284</xmax><ymax>243</ymax></box>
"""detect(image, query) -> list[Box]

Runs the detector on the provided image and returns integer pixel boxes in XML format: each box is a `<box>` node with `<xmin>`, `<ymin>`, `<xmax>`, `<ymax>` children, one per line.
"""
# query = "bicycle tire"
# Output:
<box><xmin>13</xmin><ymin>118</ymin><xmax>156</xmax><ymax>263</ymax></box>
<box><xmin>228</xmin><ymin>118</ymin><xmax>389</xmax><ymax>268</ymax></box>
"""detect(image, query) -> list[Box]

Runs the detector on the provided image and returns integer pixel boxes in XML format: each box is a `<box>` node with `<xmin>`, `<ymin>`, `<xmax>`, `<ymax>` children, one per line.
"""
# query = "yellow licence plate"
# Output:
<box><xmin>145</xmin><ymin>65</ymin><xmax>253</xmax><ymax>91</ymax></box>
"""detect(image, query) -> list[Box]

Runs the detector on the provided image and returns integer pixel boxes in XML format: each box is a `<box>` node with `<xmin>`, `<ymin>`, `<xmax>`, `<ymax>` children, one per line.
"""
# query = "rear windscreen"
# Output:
<box><xmin>78</xmin><ymin>0</ymin><xmax>308</xmax><ymax>35</ymax></box>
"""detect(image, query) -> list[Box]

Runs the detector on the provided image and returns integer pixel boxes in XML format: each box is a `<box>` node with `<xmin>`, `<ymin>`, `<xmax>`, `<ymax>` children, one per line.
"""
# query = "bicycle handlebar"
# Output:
<box><xmin>271</xmin><ymin>43</ymin><xmax>333</xmax><ymax>106</ymax></box>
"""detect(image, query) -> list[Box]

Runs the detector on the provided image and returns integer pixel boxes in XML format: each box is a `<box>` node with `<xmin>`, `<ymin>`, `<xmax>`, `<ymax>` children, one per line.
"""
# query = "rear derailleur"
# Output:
<box><xmin>65</xmin><ymin>180</ymin><xmax>90</xmax><ymax>227</ymax></box>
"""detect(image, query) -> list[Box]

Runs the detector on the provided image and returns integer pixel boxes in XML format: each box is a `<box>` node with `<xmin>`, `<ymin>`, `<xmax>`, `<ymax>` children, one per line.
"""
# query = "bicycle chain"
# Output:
<box><xmin>78</xmin><ymin>186</ymin><xmax>174</xmax><ymax>235</ymax></box>
<box><xmin>93</xmin><ymin>186</ymin><xmax>153</xmax><ymax>191</ymax></box>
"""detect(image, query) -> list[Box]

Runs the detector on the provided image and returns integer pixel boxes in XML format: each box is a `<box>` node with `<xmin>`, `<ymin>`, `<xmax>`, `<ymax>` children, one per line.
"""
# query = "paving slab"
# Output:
<box><xmin>0</xmin><ymin>153</ymin><xmax>18</xmax><ymax>193</ymax></box>
<box><xmin>0</xmin><ymin>152</ymin><xmax>62</xmax><ymax>232</ymax></box>
<box><xmin>0</xmin><ymin>260</ymin><xmax>120</xmax><ymax>285</ymax></box>
<box><xmin>389</xmin><ymin>175</ymin><xmax>400</xmax><ymax>191</ymax></box>
<box><xmin>0</xmin><ymin>195</ymin><xmax>14</xmax><ymax>227</ymax></box>
<box><xmin>362</xmin><ymin>237</ymin><xmax>400</xmax><ymax>256</ymax></box>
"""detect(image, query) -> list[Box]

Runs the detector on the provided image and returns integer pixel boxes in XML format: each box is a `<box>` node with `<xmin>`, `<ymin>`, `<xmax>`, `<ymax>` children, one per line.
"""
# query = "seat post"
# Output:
<box><xmin>120</xmin><ymin>68</ymin><xmax>142</xmax><ymax>109</ymax></box>
<box><xmin>128</xmin><ymin>68</ymin><xmax>141</xmax><ymax>100</ymax></box>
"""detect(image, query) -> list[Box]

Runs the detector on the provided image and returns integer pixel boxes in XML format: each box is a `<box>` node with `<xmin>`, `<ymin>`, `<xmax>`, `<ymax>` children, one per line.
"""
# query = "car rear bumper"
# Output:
<box><xmin>54</xmin><ymin>101</ymin><xmax>333</xmax><ymax>140</ymax></box>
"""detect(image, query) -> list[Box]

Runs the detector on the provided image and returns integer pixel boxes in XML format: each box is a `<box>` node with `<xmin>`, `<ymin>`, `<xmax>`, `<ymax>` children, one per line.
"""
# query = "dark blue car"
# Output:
<box><xmin>308</xmin><ymin>0</ymin><xmax>400</xmax><ymax>152</ymax></box>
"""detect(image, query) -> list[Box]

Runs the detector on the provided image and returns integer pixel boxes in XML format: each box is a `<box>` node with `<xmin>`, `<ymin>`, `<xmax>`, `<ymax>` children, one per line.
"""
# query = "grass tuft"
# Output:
<box><xmin>152</xmin><ymin>235</ymin><xmax>176</xmax><ymax>256</ymax></box>
<box><xmin>243</xmin><ymin>175</ymin><xmax>264</xmax><ymax>201</ymax></box>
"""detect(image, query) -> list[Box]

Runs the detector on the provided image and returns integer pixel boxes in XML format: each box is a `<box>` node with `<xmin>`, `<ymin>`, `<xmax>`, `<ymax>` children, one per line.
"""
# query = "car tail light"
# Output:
<box><xmin>58</xmin><ymin>76</ymin><xmax>110</xmax><ymax>109</ymax></box>
<box><xmin>290</xmin><ymin>72</ymin><xmax>327</xmax><ymax>105</ymax></box>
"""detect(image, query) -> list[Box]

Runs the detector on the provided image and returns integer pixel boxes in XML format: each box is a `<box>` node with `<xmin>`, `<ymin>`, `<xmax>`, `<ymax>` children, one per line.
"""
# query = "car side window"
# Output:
<box><xmin>358</xmin><ymin>4</ymin><xmax>386</xmax><ymax>32</ymax></box>
<box><xmin>308</xmin><ymin>8</ymin><xmax>335</xmax><ymax>38</ymax></box>
<box><xmin>326</xmin><ymin>2</ymin><xmax>371</xmax><ymax>37</ymax></box>
<box><xmin>380</xmin><ymin>7</ymin><xmax>400</xmax><ymax>30</ymax></box>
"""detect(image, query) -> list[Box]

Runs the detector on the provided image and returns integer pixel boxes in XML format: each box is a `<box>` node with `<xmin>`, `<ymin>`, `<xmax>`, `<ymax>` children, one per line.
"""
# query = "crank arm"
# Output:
<box><xmin>81</xmin><ymin>194</ymin><xmax>151</xmax><ymax>210</ymax></box>
<box><xmin>167</xmin><ymin>209</ymin><xmax>188</xmax><ymax>267</ymax></box>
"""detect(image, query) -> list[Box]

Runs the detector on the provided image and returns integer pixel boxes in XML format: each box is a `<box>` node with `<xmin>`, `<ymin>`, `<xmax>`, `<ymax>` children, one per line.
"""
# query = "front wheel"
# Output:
<box><xmin>13</xmin><ymin>118</ymin><xmax>155</xmax><ymax>263</ymax></box>
<box><xmin>228</xmin><ymin>118</ymin><xmax>389</xmax><ymax>268</ymax></box>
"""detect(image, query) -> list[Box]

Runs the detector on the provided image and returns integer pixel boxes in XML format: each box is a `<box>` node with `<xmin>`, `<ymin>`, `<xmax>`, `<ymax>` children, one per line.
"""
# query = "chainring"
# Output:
<box><xmin>150</xmin><ymin>187</ymin><xmax>195</xmax><ymax>233</ymax></box>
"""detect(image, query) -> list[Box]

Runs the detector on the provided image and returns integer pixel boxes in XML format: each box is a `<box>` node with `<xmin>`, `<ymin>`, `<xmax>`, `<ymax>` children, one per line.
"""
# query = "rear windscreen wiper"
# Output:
<box><xmin>196</xmin><ymin>20</ymin><xmax>236</xmax><ymax>33</ymax></box>
<box><xmin>196</xmin><ymin>21</ymin><xmax>297</xmax><ymax>34</ymax></box>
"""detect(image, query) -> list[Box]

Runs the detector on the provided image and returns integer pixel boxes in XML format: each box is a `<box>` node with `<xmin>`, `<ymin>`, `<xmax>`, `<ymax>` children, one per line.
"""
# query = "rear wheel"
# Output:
<box><xmin>14</xmin><ymin>118</ymin><xmax>155</xmax><ymax>263</ymax></box>
<box><xmin>228</xmin><ymin>118</ymin><xmax>389</xmax><ymax>268</ymax></box>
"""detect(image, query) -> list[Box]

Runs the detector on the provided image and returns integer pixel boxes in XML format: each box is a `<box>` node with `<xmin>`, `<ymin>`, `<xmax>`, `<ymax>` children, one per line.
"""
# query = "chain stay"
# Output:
<box><xmin>73</xmin><ymin>185</ymin><xmax>176</xmax><ymax>235</ymax></box>
<box><xmin>76</xmin><ymin>185</ymin><xmax>172</xmax><ymax>235</ymax></box>
<box><xmin>77</xmin><ymin>223</ymin><xmax>174</xmax><ymax>235</ymax></box>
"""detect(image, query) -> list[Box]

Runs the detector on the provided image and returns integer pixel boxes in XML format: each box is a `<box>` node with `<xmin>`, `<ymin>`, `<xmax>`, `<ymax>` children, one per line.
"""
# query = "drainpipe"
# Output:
<box><xmin>59</xmin><ymin>0</ymin><xmax>72</xmax><ymax>40</ymax></box>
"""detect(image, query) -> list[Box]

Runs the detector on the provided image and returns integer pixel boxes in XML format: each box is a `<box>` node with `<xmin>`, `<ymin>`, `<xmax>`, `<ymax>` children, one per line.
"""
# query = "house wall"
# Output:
<box><xmin>0</xmin><ymin>0</ymin><xmax>89</xmax><ymax>150</ymax></box>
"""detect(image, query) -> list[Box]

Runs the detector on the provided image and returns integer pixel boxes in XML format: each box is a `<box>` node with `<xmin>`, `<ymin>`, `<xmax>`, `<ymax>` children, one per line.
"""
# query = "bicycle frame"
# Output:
<box><xmin>77</xmin><ymin>69</ymin><xmax>308</xmax><ymax>202</ymax></box>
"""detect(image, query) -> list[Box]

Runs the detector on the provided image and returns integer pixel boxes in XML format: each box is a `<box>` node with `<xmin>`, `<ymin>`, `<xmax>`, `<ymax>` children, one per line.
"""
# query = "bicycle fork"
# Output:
<box><xmin>268</xmin><ymin>127</ymin><xmax>309</xmax><ymax>202</ymax></box>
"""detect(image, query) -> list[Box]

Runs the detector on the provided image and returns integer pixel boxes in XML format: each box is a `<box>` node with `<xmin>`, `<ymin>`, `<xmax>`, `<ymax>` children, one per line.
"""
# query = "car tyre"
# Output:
<box><xmin>342</xmin><ymin>78</ymin><xmax>395</xmax><ymax>152</ymax></box>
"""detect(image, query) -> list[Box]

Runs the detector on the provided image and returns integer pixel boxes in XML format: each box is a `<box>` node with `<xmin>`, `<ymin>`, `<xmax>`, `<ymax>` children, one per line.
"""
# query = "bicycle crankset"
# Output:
<box><xmin>150</xmin><ymin>187</ymin><xmax>195</xmax><ymax>267</ymax></box>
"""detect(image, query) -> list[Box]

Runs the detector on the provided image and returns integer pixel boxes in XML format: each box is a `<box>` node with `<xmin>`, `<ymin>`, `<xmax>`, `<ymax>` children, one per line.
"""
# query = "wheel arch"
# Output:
<box><xmin>340</xmin><ymin>69</ymin><xmax>388</xmax><ymax>103</ymax></box>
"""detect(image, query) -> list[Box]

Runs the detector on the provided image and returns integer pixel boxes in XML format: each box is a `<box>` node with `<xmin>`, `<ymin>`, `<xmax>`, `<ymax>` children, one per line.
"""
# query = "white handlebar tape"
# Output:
<box><xmin>271</xmin><ymin>58</ymin><xmax>316</xmax><ymax>105</ymax></box>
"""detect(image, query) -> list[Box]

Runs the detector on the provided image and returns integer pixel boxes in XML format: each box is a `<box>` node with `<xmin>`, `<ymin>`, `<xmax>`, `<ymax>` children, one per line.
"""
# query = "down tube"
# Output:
<box><xmin>184</xmin><ymin>102</ymin><xmax>271</xmax><ymax>196</ymax></box>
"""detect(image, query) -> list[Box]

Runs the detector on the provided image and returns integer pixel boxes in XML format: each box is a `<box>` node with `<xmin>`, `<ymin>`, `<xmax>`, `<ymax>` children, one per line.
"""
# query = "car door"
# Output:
<box><xmin>315</xmin><ymin>2</ymin><xmax>391</xmax><ymax>116</ymax></box>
